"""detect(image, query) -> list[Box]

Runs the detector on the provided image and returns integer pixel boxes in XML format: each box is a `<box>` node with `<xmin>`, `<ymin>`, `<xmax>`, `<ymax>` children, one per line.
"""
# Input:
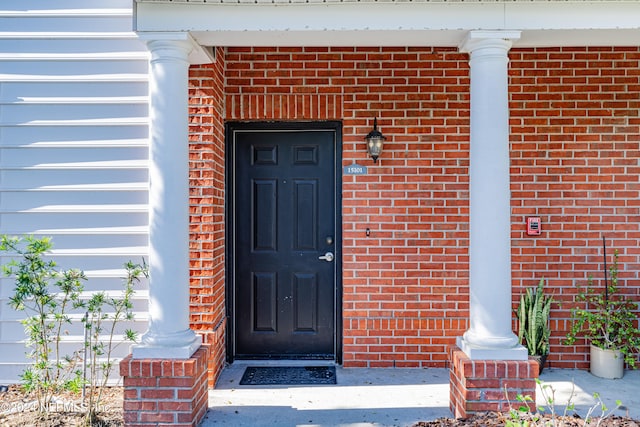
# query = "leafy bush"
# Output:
<box><xmin>565</xmin><ymin>251</ymin><xmax>640</xmax><ymax>368</ymax></box>
<box><xmin>1</xmin><ymin>235</ymin><xmax>147</xmax><ymax>423</ymax></box>
<box><xmin>0</xmin><ymin>235</ymin><xmax>85</xmax><ymax>409</ymax></box>
<box><xmin>83</xmin><ymin>260</ymin><xmax>147</xmax><ymax>424</ymax></box>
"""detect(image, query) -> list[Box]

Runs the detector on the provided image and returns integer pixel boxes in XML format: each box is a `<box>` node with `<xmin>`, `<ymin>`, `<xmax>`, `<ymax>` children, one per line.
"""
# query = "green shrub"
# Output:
<box><xmin>1</xmin><ymin>234</ymin><xmax>147</xmax><ymax>424</ymax></box>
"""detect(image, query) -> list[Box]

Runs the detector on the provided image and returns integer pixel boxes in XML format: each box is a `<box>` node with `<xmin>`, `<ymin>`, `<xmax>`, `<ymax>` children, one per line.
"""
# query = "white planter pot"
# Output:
<box><xmin>590</xmin><ymin>344</ymin><xmax>624</xmax><ymax>379</ymax></box>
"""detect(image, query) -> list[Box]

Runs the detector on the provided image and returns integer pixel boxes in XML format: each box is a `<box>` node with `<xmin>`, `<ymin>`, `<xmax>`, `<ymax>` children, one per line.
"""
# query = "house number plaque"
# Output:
<box><xmin>344</xmin><ymin>163</ymin><xmax>368</xmax><ymax>175</ymax></box>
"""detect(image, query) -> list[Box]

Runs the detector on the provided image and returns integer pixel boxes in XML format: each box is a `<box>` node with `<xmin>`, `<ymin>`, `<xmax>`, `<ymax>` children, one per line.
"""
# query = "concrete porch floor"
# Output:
<box><xmin>203</xmin><ymin>362</ymin><xmax>640</xmax><ymax>426</ymax></box>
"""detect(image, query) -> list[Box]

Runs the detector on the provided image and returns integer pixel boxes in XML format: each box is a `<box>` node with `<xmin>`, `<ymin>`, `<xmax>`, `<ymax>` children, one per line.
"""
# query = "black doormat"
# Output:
<box><xmin>239</xmin><ymin>366</ymin><xmax>336</xmax><ymax>385</ymax></box>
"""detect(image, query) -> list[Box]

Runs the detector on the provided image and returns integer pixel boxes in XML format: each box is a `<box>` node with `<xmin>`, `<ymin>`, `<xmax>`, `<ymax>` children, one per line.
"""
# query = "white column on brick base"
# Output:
<box><xmin>457</xmin><ymin>31</ymin><xmax>527</xmax><ymax>360</ymax></box>
<box><xmin>132</xmin><ymin>34</ymin><xmax>201</xmax><ymax>359</ymax></box>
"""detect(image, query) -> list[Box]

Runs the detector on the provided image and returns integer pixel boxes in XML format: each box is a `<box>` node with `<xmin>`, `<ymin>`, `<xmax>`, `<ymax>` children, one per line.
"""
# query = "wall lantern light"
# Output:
<box><xmin>364</xmin><ymin>118</ymin><xmax>385</xmax><ymax>163</ymax></box>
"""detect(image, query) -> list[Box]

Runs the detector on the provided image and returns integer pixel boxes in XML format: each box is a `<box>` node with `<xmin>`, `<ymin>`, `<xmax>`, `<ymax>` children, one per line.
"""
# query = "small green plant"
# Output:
<box><xmin>0</xmin><ymin>235</ymin><xmax>85</xmax><ymax>410</ymax></box>
<box><xmin>516</xmin><ymin>278</ymin><xmax>553</xmax><ymax>357</ymax></box>
<box><xmin>505</xmin><ymin>379</ymin><xmax>622</xmax><ymax>427</ymax></box>
<box><xmin>583</xmin><ymin>393</ymin><xmax>623</xmax><ymax>427</ymax></box>
<box><xmin>565</xmin><ymin>250</ymin><xmax>640</xmax><ymax>368</ymax></box>
<box><xmin>535</xmin><ymin>378</ymin><xmax>576</xmax><ymax>422</ymax></box>
<box><xmin>83</xmin><ymin>260</ymin><xmax>147</xmax><ymax>425</ymax></box>
<box><xmin>505</xmin><ymin>392</ymin><xmax>538</xmax><ymax>427</ymax></box>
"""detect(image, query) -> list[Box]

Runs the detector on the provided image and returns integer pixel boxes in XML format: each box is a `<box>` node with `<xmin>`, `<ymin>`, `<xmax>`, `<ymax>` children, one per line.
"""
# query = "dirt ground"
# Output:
<box><xmin>0</xmin><ymin>385</ymin><xmax>123</xmax><ymax>427</ymax></box>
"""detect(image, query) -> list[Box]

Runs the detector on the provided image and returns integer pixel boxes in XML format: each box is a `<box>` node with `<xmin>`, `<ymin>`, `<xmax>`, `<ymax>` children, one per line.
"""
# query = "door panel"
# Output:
<box><xmin>233</xmin><ymin>128</ymin><xmax>337</xmax><ymax>358</ymax></box>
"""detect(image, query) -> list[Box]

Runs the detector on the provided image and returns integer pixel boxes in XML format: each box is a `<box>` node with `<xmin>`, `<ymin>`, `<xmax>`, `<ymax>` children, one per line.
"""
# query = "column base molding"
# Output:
<box><xmin>132</xmin><ymin>331</ymin><xmax>202</xmax><ymax>359</ymax></box>
<box><xmin>449</xmin><ymin>345</ymin><xmax>538</xmax><ymax>418</ymax></box>
<box><xmin>457</xmin><ymin>336</ymin><xmax>528</xmax><ymax>361</ymax></box>
<box><xmin>120</xmin><ymin>344</ymin><xmax>210</xmax><ymax>427</ymax></box>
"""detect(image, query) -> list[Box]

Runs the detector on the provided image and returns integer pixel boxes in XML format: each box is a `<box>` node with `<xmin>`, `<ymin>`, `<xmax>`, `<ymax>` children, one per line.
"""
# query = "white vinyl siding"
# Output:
<box><xmin>0</xmin><ymin>0</ymin><xmax>149</xmax><ymax>383</ymax></box>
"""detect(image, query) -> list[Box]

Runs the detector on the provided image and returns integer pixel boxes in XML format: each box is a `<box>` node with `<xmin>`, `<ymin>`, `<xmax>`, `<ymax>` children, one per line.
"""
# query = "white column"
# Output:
<box><xmin>132</xmin><ymin>35</ymin><xmax>201</xmax><ymax>359</ymax></box>
<box><xmin>457</xmin><ymin>31</ymin><xmax>527</xmax><ymax>360</ymax></box>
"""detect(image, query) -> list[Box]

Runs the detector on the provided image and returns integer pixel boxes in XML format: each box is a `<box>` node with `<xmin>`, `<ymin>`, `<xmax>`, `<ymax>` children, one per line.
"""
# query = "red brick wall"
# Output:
<box><xmin>189</xmin><ymin>46</ymin><xmax>640</xmax><ymax>375</ymax></box>
<box><xmin>225</xmin><ymin>47</ymin><xmax>472</xmax><ymax>368</ymax></box>
<box><xmin>509</xmin><ymin>47</ymin><xmax>640</xmax><ymax>369</ymax></box>
<box><xmin>188</xmin><ymin>47</ymin><xmax>227</xmax><ymax>386</ymax></box>
<box><xmin>120</xmin><ymin>345</ymin><xmax>210</xmax><ymax>426</ymax></box>
<box><xmin>449</xmin><ymin>346</ymin><xmax>538</xmax><ymax>417</ymax></box>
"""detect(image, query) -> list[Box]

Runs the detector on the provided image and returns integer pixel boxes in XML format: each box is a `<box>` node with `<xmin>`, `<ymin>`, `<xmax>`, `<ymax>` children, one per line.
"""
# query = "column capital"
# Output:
<box><xmin>143</xmin><ymin>35</ymin><xmax>194</xmax><ymax>64</ymax></box>
<box><xmin>459</xmin><ymin>30</ymin><xmax>521</xmax><ymax>54</ymax></box>
<box><xmin>136</xmin><ymin>31</ymin><xmax>215</xmax><ymax>64</ymax></box>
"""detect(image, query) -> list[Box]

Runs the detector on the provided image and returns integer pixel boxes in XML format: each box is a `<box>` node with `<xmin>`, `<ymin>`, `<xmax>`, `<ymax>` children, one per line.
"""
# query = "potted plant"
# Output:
<box><xmin>516</xmin><ymin>278</ymin><xmax>553</xmax><ymax>373</ymax></box>
<box><xmin>565</xmin><ymin>247</ymin><xmax>640</xmax><ymax>379</ymax></box>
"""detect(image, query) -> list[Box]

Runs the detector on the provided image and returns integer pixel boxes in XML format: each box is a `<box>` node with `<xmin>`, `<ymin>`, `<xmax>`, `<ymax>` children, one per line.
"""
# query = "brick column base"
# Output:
<box><xmin>449</xmin><ymin>345</ymin><xmax>539</xmax><ymax>418</ymax></box>
<box><xmin>120</xmin><ymin>344</ymin><xmax>210</xmax><ymax>427</ymax></box>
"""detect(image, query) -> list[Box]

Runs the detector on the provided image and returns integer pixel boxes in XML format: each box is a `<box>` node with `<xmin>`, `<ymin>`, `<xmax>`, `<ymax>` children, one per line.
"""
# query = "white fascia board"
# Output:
<box><xmin>518</xmin><ymin>29</ymin><xmax>640</xmax><ymax>48</ymax></box>
<box><xmin>135</xmin><ymin>3</ymin><xmax>504</xmax><ymax>34</ymax></box>
<box><xmin>179</xmin><ymin>29</ymin><xmax>470</xmax><ymax>48</ymax></box>
<box><xmin>134</xmin><ymin>2</ymin><xmax>640</xmax><ymax>48</ymax></box>
<box><xmin>504</xmin><ymin>3</ymin><xmax>640</xmax><ymax>31</ymax></box>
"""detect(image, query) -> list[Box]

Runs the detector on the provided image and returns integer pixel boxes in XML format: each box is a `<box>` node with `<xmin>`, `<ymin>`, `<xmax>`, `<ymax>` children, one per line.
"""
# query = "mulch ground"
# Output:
<box><xmin>414</xmin><ymin>412</ymin><xmax>640</xmax><ymax>427</ymax></box>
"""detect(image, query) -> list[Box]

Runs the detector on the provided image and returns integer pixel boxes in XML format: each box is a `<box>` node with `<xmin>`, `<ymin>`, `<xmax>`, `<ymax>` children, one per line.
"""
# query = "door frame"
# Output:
<box><xmin>224</xmin><ymin>121</ymin><xmax>343</xmax><ymax>363</ymax></box>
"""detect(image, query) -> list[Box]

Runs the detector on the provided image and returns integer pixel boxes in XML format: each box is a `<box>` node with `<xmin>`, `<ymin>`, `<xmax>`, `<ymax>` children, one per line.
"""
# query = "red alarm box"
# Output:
<box><xmin>527</xmin><ymin>217</ymin><xmax>541</xmax><ymax>236</ymax></box>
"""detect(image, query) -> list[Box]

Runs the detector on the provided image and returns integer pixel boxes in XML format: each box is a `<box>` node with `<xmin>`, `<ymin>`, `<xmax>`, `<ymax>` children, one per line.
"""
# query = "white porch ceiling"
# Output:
<box><xmin>134</xmin><ymin>1</ymin><xmax>640</xmax><ymax>62</ymax></box>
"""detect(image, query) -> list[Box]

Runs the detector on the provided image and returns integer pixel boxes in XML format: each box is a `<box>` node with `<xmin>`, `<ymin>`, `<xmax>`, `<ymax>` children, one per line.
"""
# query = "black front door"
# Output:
<box><xmin>228</xmin><ymin>123</ymin><xmax>340</xmax><ymax>359</ymax></box>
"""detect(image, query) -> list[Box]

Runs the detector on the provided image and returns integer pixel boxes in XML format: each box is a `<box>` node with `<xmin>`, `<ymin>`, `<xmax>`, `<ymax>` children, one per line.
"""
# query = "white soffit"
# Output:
<box><xmin>134</xmin><ymin>2</ymin><xmax>640</xmax><ymax>48</ymax></box>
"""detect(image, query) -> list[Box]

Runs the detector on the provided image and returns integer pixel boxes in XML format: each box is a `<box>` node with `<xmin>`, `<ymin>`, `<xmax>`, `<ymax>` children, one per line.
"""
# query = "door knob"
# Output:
<box><xmin>318</xmin><ymin>252</ymin><xmax>334</xmax><ymax>262</ymax></box>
